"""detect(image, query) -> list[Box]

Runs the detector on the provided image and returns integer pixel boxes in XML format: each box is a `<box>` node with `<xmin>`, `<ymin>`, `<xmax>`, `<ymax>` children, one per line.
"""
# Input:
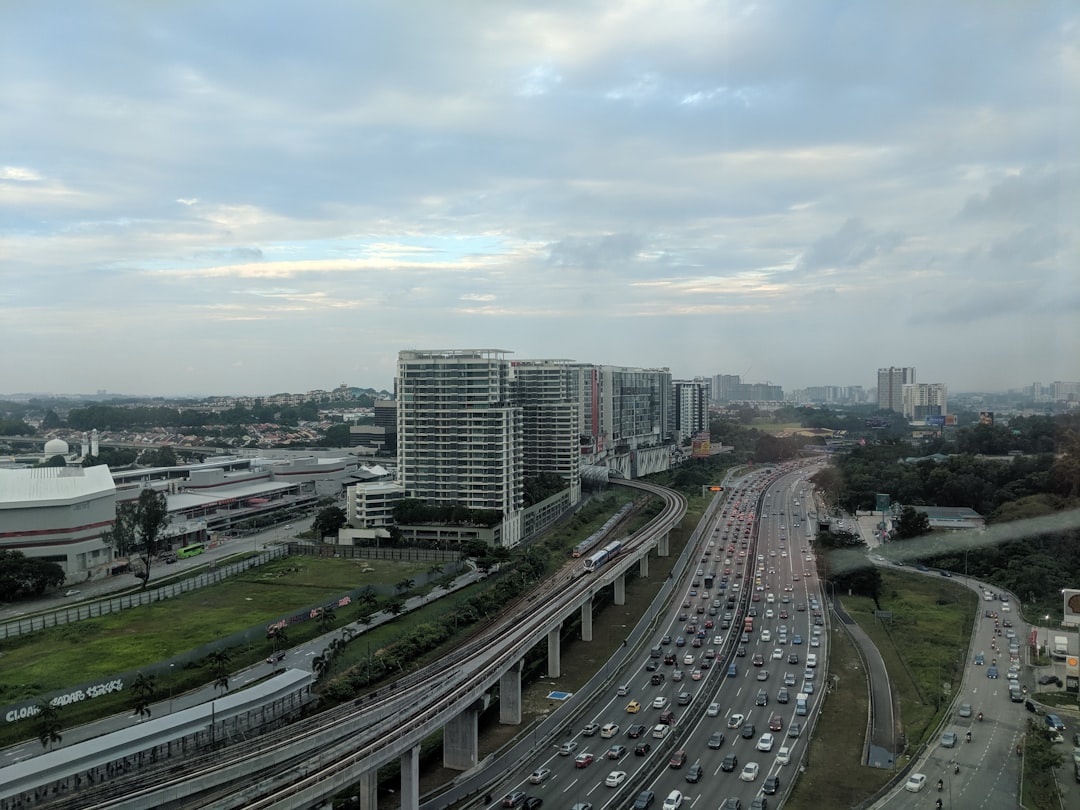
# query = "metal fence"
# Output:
<box><xmin>287</xmin><ymin>543</ymin><xmax>462</xmax><ymax>563</ymax></box>
<box><xmin>0</xmin><ymin>547</ymin><xmax>288</xmax><ymax>641</ymax></box>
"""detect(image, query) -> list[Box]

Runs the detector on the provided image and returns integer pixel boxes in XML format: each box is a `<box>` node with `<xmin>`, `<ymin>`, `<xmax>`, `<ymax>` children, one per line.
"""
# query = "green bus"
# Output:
<box><xmin>176</xmin><ymin>543</ymin><xmax>206</xmax><ymax>559</ymax></box>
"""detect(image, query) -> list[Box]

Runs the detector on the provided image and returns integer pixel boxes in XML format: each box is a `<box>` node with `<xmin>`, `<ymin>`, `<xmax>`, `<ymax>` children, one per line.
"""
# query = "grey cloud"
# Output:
<box><xmin>547</xmin><ymin>233</ymin><xmax>643</xmax><ymax>269</ymax></box>
<box><xmin>958</xmin><ymin>170</ymin><xmax>1069</xmax><ymax>222</ymax></box>
<box><xmin>796</xmin><ymin>218</ymin><xmax>904</xmax><ymax>274</ymax></box>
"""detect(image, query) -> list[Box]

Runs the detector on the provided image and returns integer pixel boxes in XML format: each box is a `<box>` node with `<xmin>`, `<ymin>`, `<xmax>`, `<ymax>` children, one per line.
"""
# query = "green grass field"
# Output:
<box><xmin>0</xmin><ymin>556</ymin><xmax>433</xmax><ymax>703</ymax></box>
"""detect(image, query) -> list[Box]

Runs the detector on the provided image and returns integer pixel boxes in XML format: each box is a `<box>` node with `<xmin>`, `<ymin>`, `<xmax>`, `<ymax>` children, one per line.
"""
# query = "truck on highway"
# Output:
<box><xmin>1052</xmin><ymin>636</ymin><xmax>1069</xmax><ymax>661</ymax></box>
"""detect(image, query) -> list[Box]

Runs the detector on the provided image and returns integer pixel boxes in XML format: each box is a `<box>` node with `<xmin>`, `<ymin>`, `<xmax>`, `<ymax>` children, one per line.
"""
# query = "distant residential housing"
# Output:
<box><xmin>903</xmin><ymin>382</ymin><xmax>948</xmax><ymax>420</ymax></box>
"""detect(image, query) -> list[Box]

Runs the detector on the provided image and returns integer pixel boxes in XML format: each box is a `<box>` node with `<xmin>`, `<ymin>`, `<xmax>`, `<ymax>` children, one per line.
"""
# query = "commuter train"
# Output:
<box><xmin>582</xmin><ymin>539</ymin><xmax>623</xmax><ymax>573</ymax></box>
<box><xmin>572</xmin><ymin>502</ymin><xmax>634</xmax><ymax>557</ymax></box>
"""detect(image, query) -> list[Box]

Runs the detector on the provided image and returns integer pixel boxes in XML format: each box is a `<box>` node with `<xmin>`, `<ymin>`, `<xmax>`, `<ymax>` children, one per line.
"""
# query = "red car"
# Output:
<box><xmin>574</xmin><ymin>752</ymin><xmax>594</xmax><ymax>768</ymax></box>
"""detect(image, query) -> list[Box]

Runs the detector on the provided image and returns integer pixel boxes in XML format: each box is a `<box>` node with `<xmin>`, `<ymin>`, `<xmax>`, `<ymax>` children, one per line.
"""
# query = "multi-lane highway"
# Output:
<box><xmin>489</xmin><ymin>462</ymin><xmax>827</xmax><ymax>810</ymax></box>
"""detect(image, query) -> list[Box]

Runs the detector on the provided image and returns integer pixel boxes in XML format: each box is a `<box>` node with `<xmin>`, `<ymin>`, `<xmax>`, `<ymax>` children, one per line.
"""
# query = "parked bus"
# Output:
<box><xmin>176</xmin><ymin>543</ymin><xmax>206</xmax><ymax>559</ymax></box>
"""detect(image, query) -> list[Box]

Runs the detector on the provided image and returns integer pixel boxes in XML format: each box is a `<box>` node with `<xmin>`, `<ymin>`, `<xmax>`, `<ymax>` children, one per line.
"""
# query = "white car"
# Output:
<box><xmin>557</xmin><ymin>741</ymin><xmax>578</xmax><ymax>756</ymax></box>
<box><xmin>905</xmin><ymin>773</ymin><xmax>927</xmax><ymax>793</ymax></box>
<box><xmin>605</xmin><ymin>770</ymin><xmax>628</xmax><ymax>787</ymax></box>
<box><xmin>662</xmin><ymin>789</ymin><xmax>683</xmax><ymax>810</ymax></box>
<box><xmin>707</xmin><ymin>702</ymin><xmax>721</xmax><ymax>717</ymax></box>
<box><xmin>776</xmin><ymin>745</ymin><xmax>791</xmax><ymax>764</ymax></box>
<box><xmin>652</xmin><ymin>696</ymin><xmax>668</xmax><ymax>709</ymax></box>
<box><xmin>772</xmin><ymin>648</ymin><xmax>783</xmax><ymax>659</ymax></box>
<box><xmin>757</xmin><ymin>733</ymin><xmax>775</xmax><ymax>752</ymax></box>
<box><xmin>739</xmin><ymin>761</ymin><xmax>760</xmax><ymax>782</ymax></box>
<box><xmin>528</xmin><ymin>767</ymin><xmax>552</xmax><ymax>784</ymax></box>
<box><xmin>728</xmin><ymin>713</ymin><xmax>745</xmax><ymax>729</ymax></box>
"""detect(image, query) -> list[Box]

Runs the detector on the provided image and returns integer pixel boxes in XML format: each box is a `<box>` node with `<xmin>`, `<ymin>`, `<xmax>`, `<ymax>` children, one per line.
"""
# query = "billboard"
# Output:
<box><xmin>875</xmin><ymin>493</ymin><xmax>891</xmax><ymax>512</ymax></box>
<box><xmin>979</xmin><ymin>411</ymin><xmax>995</xmax><ymax>426</ymax></box>
<box><xmin>944</xmin><ymin>414</ymin><xmax>958</xmax><ymax>427</ymax></box>
<box><xmin>691</xmin><ymin>432</ymin><xmax>711</xmax><ymax>459</ymax></box>
<box><xmin>926</xmin><ymin>415</ymin><xmax>945</xmax><ymax>426</ymax></box>
<box><xmin>1064</xmin><ymin>588</ymin><xmax>1080</xmax><ymax>628</ymax></box>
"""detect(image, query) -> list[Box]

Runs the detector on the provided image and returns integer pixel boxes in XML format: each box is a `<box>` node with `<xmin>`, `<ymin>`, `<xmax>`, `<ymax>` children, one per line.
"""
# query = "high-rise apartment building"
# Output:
<box><xmin>674</xmin><ymin>378</ymin><xmax>710</xmax><ymax>441</ymax></box>
<box><xmin>877</xmin><ymin>366</ymin><xmax>916</xmax><ymax>412</ymax></box>
<box><xmin>510</xmin><ymin>360</ymin><xmax>582</xmax><ymax>506</ymax></box>
<box><xmin>902</xmin><ymin>382</ymin><xmax>947</xmax><ymax>420</ymax></box>
<box><xmin>396</xmin><ymin>349</ymin><xmax>524</xmax><ymax>546</ymax></box>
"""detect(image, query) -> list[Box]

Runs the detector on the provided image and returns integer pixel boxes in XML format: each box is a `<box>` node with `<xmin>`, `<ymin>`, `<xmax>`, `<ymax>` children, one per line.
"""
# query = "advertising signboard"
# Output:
<box><xmin>1064</xmin><ymin>589</ymin><xmax>1080</xmax><ymax>628</ymax></box>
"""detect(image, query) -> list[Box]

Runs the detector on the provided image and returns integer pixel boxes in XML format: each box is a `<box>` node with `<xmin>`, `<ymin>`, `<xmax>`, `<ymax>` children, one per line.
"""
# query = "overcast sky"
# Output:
<box><xmin>2</xmin><ymin>1</ymin><xmax>1077</xmax><ymax>398</ymax></box>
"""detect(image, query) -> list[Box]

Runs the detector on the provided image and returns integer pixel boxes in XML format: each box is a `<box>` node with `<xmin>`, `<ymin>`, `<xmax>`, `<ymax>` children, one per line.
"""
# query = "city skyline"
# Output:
<box><xmin>2</xmin><ymin>2</ymin><xmax>1077</xmax><ymax>396</ymax></box>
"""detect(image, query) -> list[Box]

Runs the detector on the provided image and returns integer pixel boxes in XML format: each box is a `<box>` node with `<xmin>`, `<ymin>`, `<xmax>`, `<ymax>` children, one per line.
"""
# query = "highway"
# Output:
<box><xmin>485</xmin><ymin>462</ymin><xmax>828</xmax><ymax>810</ymax></box>
<box><xmin>17</xmin><ymin>480</ymin><xmax>687</xmax><ymax>810</ymax></box>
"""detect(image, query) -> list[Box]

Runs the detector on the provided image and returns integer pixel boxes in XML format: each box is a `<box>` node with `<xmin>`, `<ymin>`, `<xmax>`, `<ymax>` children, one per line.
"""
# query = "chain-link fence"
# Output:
<box><xmin>0</xmin><ymin>547</ymin><xmax>288</xmax><ymax>641</ymax></box>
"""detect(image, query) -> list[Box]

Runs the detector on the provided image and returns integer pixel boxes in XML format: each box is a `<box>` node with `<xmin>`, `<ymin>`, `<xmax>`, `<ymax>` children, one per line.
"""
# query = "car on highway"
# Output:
<box><xmin>632</xmin><ymin>791</ymin><xmax>655</xmax><ymax>809</ymax></box>
<box><xmin>634</xmin><ymin>742</ymin><xmax>652</xmax><ymax>756</ymax></box>
<box><xmin>721</xmin><ymin>752</ymin><xmax>739</xmax><ymax>771</ymax></box>
<box><xmin>756</xmin><ymin>669</ymin><xmax>769</xmax><ymax>681</ymax></box>
<box><xmin>752</xmin><ymin>653</ymin><xmax>765</xmax><ymax>667</ymax></box>
<box><xmin>607</xmin><ymin>744</ymin><xmax>628</xmax><ymax>759</ymax></box>
<box><xmin>739</xmin><ymin>762</ymin><xmax>760</xmax><ymax>782</ymax></box>
<box><xmin>528</xmin><ymin>768</ymin><xmax>552</xmax><ymax>784</ymax></box>
<box><xmin>904</xmin><ymin>773</ymin><xmax>927</xmax><ymax>792</ymax></box>
<box><xmin>627</xmin><ymin>723</ymin><xmax>647</xmax><ymax>738</ymax></box>
<box><xmin>987</xmin><ymin>666</ymin><xmax>999</xmax><ymax>679</ymax></box>
<box><xmin>600</xmin><ymin>723</ymin><xmax>619</xmax><ymax>738</ymax></box>
<box><xmin>583</xmin><ymin>722</ymin><xmax>600</xmax><ymax>736</ymax></box>
<box><xmin>677</xmin><ymin>691</ymin><xmax>692</xmax><ymax>705</ymax></box>
<box><xmin>776</xmin><ymin>745</ymin><xmax>791</xmax><ymax>764</ymax></box>
<box><xmin>958</xmin><ymin>703</ymin><xmax>973</xmax><ymax>718</ymax></box>
<box><xmin>650</xmin><ymin>672</ymin><xmax>665</xmax><ymax>685</ymax></box>
<box><xmin>708</xmin><ymin>731</ymin><xmax>726</xmax><ymax>749</ymax></box>
<box><xmin>728</xmin><ymin>713</ymin><xmax>745</xmax><ymax>728</ymax></box>
<box><xmin>626</xmin><ymin>700</ymin><xmax>641</xmax><ymax>713</ymax></box>
<box><xmin>941</xmin><ymin>731</ymin><xmax>957</xmax><ymax>748</ymax></box>
<box><xmin>502</xmin><ymin>790</ymin><xmax>527</xmax><ymax>807</ymax></box>
<box><xmin>742</xmin><ymin>722</ymin><xmax>756</xmax><ymax>739</ymax></box>
<box><xmin>707</xmin><ymin>702</ymin><xmax>721</xmax><ymax>717</ymax></box>
<box><xmin>662</xmin><ymin>790</ymin><xmax>683</xmax><ymax>810</ymax></box>
<box><xmin>672</xmin><ymin>669</ymin><xmax>685</xmax><ymax>681</ymax></box>
<box><xmin>557</xmin><ymin>741</ymin><xmax>578</xmax><ymax>756</ymax></box>
<box><xmin>756</xmin><ymin>733</ymin><xmax>775</xmax><ymax>752</ymax></box>
<box><xmin>768</xmin><ymin>713</ymin><xmax>783</xmax><ymax>732</ymax></box>
<box><xmin>646</xmin><ymin>659</ymin><xmax>660</xmax><ymax>672</ymax></box>
<box><xmin>605</xmin><ymin>771</ymin><xmax>628</xmax><ymax>787</ymax></box>
<box><xmin>685</xmin><ymin>762</ymin><xmax>704</xmax><ymax>783</ymax></box>
<box><xmin>787</xmin><ymin>722</ymin><xmax>802</xmax><ymax>738</ymax></box>
<box><xmin>574</xmin><ymin>752</ymin><xmax>595</xmax><ymax>768</ymax></box>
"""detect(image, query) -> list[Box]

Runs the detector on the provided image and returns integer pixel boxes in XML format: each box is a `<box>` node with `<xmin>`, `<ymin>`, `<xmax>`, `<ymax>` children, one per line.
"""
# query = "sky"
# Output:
<box><xmin>2</xmin><ymin>1</ymin><xmax>1078</xmax><ymax>397</ymax></box>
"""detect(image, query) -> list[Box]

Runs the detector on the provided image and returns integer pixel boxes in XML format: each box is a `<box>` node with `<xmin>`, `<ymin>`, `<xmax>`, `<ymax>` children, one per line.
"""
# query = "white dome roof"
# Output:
<box><xmin>44</xmin><ymin>438</ymin><xmax>70</xmax><ymax>455</ymax></box>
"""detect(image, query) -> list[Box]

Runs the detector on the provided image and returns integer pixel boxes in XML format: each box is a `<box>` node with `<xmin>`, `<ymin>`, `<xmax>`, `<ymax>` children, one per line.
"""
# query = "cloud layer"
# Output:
<box><xmin>1</xmin><ymin>1</ymin><xmax>1077</xmax><ymax>395</ymax></box>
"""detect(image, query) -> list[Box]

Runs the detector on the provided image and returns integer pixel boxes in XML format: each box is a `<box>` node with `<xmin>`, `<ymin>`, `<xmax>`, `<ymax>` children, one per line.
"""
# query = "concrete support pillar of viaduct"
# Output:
<box><xmin>443</xmin><ymin>704</ymin><xmax>480</xmax><ymax>770</ymax></box>
<box><xmin>356</xmin><ymin>771</ymin><xmax>379</xmax><ymax>810</ymax></box>
<box><xmin>613</xmin><ymin>573</ymin><xmax>626</xmax><ymax>606</ymax></box>
<box><xmin>580</xmin><ymin>598</ymin><xmax>593</xmax><ymax>642</ymax></box>
<box><xmin>639</xmin><ymin>553</ymin><xmax>649</xmax><ymax>578</ymax></box>
<box><xmin>400</xmin><ymin>744</ymin><xmax>421</xmax><ymax>810</ymax></box>
<box><xmin>547</xmin><ymin>623</ymin><xmax>562</xmax><ymax>678</ymax></box>
<box><xmin>656</xmin><ymin>531</ymin><xmax>670</xmax><ymax>557</ymax></box>
<box><xmin>499</xmin><ymin>661</ymin><xmax>523</xmax><ymax>725</ymax></box>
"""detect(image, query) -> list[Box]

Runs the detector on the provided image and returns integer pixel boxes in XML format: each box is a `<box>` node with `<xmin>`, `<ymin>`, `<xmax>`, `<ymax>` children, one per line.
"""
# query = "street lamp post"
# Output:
<box><xmin>168</xmin><ymin>663</ymin><xmax>176</xmax><ymax>713</ymax></box>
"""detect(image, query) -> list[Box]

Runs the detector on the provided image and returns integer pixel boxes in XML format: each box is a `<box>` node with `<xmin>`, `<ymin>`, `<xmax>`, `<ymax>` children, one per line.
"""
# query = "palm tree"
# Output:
<box><xmin>130</xmin><ymin>672</ymin><xmax>157</xmax><ymax>720</ymax></box>
<box><xmin>395</xmin><ymin>577</ymin><xmax>415</xmax><ymax>595</ymax></box>
<box><xmin>206</xmin><ymin>649</ymin><xmax>231</xmax><ymax>694</ymax></box>
<box><xmin>266</xmin><ymin>624</ymin><xmax>288</xmax><ymax>654</ymax></box>
<box><xmin>36</xmin><ymin>701</ymin><xmax>62</xmax><ymax>750</ymax></box>
<box><xmin>316</xmin><ymin>606</ymin><xmax>337</xmax><ymax>635</ymax></box>
<box><xmin>312</xmin><ymin>652</ymin><xmax>329</xmax><ymax>679</ymax></box>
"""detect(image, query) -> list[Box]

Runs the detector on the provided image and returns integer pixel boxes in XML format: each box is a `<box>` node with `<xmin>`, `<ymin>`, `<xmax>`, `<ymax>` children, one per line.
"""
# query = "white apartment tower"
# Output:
<box><xmin>902</xmin><ymin>383</ymin><xmax>948</xmax><ymax>420</ymax></box>
<box><xmin>674</xmin><ymin>378</ymin><xmax>710</xmax><ymax>442</ymax></box>
<box><xmin>877</xmin><ymin>366</ymin><xmax>916</xmax><ymax>412</ymax></box>
<box><xmin>396</xmin><ymin>349</ymin><xmax>524</xmax><ymax>547</ymax></box>
<box><xmin>510</xmin><ymin>360</ymin><xmax>582</xmax><ymax>507</ymax></box>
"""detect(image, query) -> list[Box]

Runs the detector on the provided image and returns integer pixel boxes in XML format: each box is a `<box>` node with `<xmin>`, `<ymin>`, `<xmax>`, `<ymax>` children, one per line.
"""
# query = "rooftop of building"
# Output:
<box><xmin>0</xmin><ymin>465</ymin><xmax>116</xmax><ymax>507</ymax></box>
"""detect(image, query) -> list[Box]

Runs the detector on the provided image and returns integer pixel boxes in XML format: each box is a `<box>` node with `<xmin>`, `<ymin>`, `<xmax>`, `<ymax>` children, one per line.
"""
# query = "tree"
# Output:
<box><xmin>206</xmin><ymin>649</ymin><xmax>231</xmax><ymax>694</ymax></box>
<box><xmin>313</xmin><ymin>506</ymin><xmax>347</xmax><ymax>541</ymax></box>
<box><xmin>43</xmin><ymin>454</ymin><xmax>68</xmax><ymax>467</ymax></box>
<box><xmin>41</xmin><ymin>409</ymin><xmax>63</xmax><ymax>430</ymax></box>
<box><xmin>395</xmin><ymin>577</ymin><xmax>415</xmax><ymax>595</ymax></box>
<box><xmin>131</xmin><ymin>672</ymin><xmax>157</xmax><ymax>720</ymax></box>
<box><xmin>316</xmin><ymin>606</ymin><xmax>337</xmax><ymax>635</ymax></box>
<box><xmin>894</xmin><ymin>506</ymin><xmax>931</xmax><ymax>539</ymax></box>
<box><xmin>0</xmin><ymin>550</ymin><xmax>66</xmax><ymax>601</ymax></box>
<box><xmin>147</xmin><ymin>445</ymin><xmax>177</xmax><ymax>467</ymax></box>
<box><xmin>267</xmin><ymin>624</ymin><xmax>288</xmax><ymax>654</ymax></box>
<box><xmin>36</xmin><ymin>701</ymin><xmax>62</xmax><ymax>750</ymax></box>
<box><xmin>130</xmin><ymin>488</ymin><xmax>171</xmax><ymax>589</ymax></box>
